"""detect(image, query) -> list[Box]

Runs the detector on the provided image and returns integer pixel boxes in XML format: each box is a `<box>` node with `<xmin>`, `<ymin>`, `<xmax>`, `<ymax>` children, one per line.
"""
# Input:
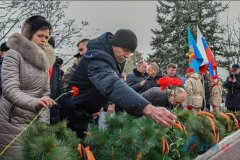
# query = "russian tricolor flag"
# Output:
<box><xmin>197</xmin><ymin>26</ymin><xmax>217</xmax><ymax>76</ymax></box>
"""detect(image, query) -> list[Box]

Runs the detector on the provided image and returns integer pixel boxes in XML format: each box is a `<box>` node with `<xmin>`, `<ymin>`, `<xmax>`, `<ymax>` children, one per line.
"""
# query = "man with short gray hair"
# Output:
<box><xmin>141</xmin><ymin>62</ymin><xmax>164</xmax><ymax>92</ymax></box>
<box><xmin>126</xmin><ymin>60</ymin><xmax>148</xmax><ymax>93</ymax></box>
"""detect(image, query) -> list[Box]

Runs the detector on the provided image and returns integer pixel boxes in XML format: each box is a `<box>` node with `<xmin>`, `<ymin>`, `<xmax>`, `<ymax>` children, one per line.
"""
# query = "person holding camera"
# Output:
<box><xmin>223</xmin><ymin>64</ymin><xmax>240</xmax><ymax>111</ymax></box>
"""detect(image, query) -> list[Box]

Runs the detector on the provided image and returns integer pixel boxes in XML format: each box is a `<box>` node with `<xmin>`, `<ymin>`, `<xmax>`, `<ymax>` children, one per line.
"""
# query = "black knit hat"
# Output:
<box><xmin>48</xmin><ymin>37</ymin><xmax>55</xmax><ymax>48</ymax></box>
<box><xmin>232</xmin><ymin>64</ymin><xmax>240</xmax><ymax>69</ymax></box>
<box><xmin>55</xmin><ymin>57</ymin><xmax>63</xmax><ymax>65</ymax></box>
<box><xmin>22</xmin><ymin>15</ymin><xmax>52</xmax><ymax>40</ymax></box>
<box><xmin>0</xmin><ymin>42</ymin><xmax>9</xmax><ymax>51</ymax></box>
<box><xmin>111</xmin><ymin>29</ymin><xmax>137</xmax><ymax>52</ymax></box>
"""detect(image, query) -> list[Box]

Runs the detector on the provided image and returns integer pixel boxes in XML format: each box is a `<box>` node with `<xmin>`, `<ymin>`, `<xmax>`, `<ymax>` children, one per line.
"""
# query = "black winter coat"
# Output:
<box><xmin>126</xmin><ymin>68</ymin><xmax>147</xmax><ymax>93</ymax></box>
<box><xmin>141</xmin><ymin>71</ymin><xmax>164</xmax><ymax>93</ymax></box>
<box><xmin>141</xmin><ymin>87</ymin><xmax>172</xmax><ymax>109</ymax></box>
<box><xmin>223</xmin><ymin>74</ymin><xmax>240</xmax><ymax>109</ymax></box>
<box><xmin>61</xmin><ymin>32</ymin><xmax>150</xmax><ymax>136</ymax></box>
<box><xmin>50</xmin><ymin>57</ymin><xmax>64</xmax><ymax>124</ymax></box>
<box><xmin>141</xmin><ymin>87</ymin><xmax>183</xmax><ymax>110</ymax></box>
<box><xmin>50</xmin><ymin>60</ymin><xmax>63</xmax><ymax>99</ymax></box>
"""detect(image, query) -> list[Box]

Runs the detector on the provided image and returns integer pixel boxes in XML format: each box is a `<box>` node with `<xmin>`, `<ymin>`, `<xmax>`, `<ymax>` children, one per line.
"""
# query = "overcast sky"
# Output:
<box><xmin>66</xmin><ymin>1</ymin><xmax>159</xmax><ymax>56</ymax></box>
<box><xmin>65</xmin><ymin>1</ymin><xmax>240</xmax><ymax>57</ymax></box>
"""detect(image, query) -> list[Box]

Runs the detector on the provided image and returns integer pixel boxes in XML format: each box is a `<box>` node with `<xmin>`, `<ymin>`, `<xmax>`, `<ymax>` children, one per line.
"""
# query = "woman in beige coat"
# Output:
<box><xmin>0</xmin><ymin>15</ymin><xmax>56</xmax><ymax>159</ymax></box>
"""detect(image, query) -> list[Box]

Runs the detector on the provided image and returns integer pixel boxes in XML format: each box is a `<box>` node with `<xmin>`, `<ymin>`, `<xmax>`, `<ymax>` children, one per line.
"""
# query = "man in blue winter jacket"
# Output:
<box><xmin>62</xmin><ymin>29</ymin><xmax>177</xmax><ymax>137</ymax></box>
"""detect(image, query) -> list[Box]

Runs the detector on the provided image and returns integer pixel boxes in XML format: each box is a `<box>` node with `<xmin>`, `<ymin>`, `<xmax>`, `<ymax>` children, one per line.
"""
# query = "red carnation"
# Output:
<box><xmin>172</xmin><ymin>78</ymin><xmax>182</xmax><ymax>86</ymax></box>
<box><xmin>157</xmin><ymin>77</ymin><xmax>182</xmax><ymax>90</ymax></box>
<box><xmin>157</xmin><ymin>77</ymin><xmax>173</xmax><ymax>86</ymax></box>
<box><xmin>157</xmin><ymin>77</ymin><xmax>173</xmax><ymax>90</ymax></box>
<box><xmin>160</xmin><ymin>85</ymin><xmax>167</xmax><ymax>90</ymax></box>
<box><xmin>71</xmin><ymin>86</ymin><xmax>79</xmax><ymax>97</ymax></box>
<box><xmin>186</xmin><ymin>105</ymin><xmax>193</xmax><ymax>110</ymax></box>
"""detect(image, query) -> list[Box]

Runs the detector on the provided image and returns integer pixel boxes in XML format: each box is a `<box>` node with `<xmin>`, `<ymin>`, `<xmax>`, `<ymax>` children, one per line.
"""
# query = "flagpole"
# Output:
<box><xmin>197</xmin><ymin>25</ymin><xmax>207</xmax><ymax>111</ymax></box>
<box><xmin>215</xmin><ymin>66</ymin><xmax>218</xmax><ymax>76</ymax></box>
<box><xmin>201</xmin><ymin>74</ymin><xmax>207</xmax><ymax>111</ymax></box>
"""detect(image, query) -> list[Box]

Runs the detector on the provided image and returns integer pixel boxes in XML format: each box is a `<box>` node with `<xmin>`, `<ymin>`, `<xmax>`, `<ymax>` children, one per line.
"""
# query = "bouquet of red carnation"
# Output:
<box><xmin>157</xmin><ymin>77</ymin><xmax>172</xmax><ymax>90</ymax></box>
<box><xmin>172</xmin><ymin>78</ymin><xmax>182</xmax><ymax>87</ymax></box>
<box><xmin>157</xmin><ymin>77</ymin><xmax>182</xmax><ymax>90</ymax></box>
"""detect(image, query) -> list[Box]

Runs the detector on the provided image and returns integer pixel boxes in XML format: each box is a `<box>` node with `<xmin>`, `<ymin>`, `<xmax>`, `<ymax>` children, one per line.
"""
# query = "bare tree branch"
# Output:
<box><xmin>0</xmin><ymin>0</ymin><xmax>89</xmax><ymax>63</ymax></box>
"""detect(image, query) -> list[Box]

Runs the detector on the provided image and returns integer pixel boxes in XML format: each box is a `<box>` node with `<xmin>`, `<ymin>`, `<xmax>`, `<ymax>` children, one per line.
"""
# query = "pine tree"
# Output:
<box><xmin>21</xmin><ymin>121</ymin><xmax>81</xmax><ymax>160</ymax></box>
<box><xmin>150</xmin><ymin>0</ymin><xmax>228</xmax><ymax>75</ymax></box>
<box><xmin>83</xmin><ymin>110</ymin><xmax>240</xmax><ymax>159</ymax></box>
<box><xmin>21</xmin><ymin>110</ymin><xmax>240</xmax><ymax>159</ymax></box>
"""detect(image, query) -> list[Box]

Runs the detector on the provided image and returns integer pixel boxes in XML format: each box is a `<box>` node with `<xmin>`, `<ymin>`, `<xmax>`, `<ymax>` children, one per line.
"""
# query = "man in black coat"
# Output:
<box><xmin>141</xmin><ymin>87</ymin><xmax>187</xmax><ymax>110</ymax></box>
<box><xmin>50</xmin><ymin>56</ymin><xmax>64</xmax><ymax>124</ymax></box>
<box><xmin>126</xmin><ymin>61</ymin><xmax>148</xmax><ymax>93</ymax></box>
<box><xmin>61</xmin><ymin>29</ymin><xmax>177</xmax><ymax>137</ymax></box>
<box><xmin>63</xmin><ymin>38</ymin><xmax>90</xmax><ymax>85</ymax></box>
<box><xmin>48</xmin><ymin>37</ymin><xmax>65</xmax><ymax>124</ymax></box>
<box><xmin>141</xmin><ymin>62</ymin><xmax>164</xmax><ymax>93</ymax></box>
<box><xmin>224</xmin><ymin>64</ymin><xmax>240</xmax><ymax>111</ymax></box>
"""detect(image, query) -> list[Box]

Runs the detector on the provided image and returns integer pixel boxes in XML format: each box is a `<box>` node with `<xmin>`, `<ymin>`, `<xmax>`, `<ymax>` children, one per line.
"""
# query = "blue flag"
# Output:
<box><xmin>187</xmin><ymin>27</ymin><xmax>204</xmax><ymax>74</ymax></box>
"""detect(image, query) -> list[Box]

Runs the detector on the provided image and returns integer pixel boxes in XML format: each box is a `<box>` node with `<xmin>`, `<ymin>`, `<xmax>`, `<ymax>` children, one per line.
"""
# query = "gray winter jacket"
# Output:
<box><xmin>0</xmin><ymin>33</ymin><xmax>55</xmax><ymax>159</ymax></box>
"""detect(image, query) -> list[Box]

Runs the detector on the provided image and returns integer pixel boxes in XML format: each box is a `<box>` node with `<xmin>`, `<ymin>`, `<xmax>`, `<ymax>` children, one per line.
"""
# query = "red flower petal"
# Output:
<box><xmin>186</xmin><ymin>105</ymin><xmax>193</xmax><ymax>110</ymax></box>
<box><xmin>172</xmin><ymin>78</ymin><xmax>182</xmax><ymax>86</ymax></box>
<box><xmin>160</xmin><ymin>85</ymin><xmax>167</xmax><ymax>90</ymax></box>
<box><xmin>158</xmin><ymin>77</ymin><xmax>182</xmax><ymax>89</ymax></box>
<box><xmin>71</xmin><ymin>86</ymin><xmax>79</xmax><ymax>97</ymax></box>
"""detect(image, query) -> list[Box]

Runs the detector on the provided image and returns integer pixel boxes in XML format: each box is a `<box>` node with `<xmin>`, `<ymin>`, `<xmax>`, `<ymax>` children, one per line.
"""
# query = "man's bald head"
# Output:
<box><xmin>169</xmin><ymin>87</ymin><xmax>186</xmax><ymax>106</ymax></box>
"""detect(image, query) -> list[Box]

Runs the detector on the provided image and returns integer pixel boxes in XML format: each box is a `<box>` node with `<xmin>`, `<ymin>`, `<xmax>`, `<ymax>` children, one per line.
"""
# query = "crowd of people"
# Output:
<box><xmin>0</xmin><ymin>15</ymin><xmax>239</xmax><ymax>159</ymax></box>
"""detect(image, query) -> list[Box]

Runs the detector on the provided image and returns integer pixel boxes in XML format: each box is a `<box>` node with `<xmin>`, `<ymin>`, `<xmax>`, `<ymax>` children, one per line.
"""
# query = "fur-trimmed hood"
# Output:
<box><xmin>6</xmin><ymin>33</ymin><xmax>55</xmax><ymax>71</ymax></box>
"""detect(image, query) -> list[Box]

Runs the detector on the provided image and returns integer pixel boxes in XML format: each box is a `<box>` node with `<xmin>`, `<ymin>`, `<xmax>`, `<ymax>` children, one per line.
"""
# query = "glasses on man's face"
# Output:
<box><xmin>174</xmin><ymin>99</ymin><xmax>182</xmax><ymax>105</ymax></box>
<box><xmin>174</xmin><ymin>100</ymin><xmax>182</xmax><ymax>105</ymax></box>
<box><xmin>78</xmin><ymin>48</ymin><xmax>83</xmax><ymax>52</ymax></box>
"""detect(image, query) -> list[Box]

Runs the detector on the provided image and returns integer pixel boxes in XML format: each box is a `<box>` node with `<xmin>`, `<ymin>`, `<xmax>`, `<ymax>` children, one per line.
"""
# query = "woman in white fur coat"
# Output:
<box><xmin>0</xmin><ymin>15</ymin><xmax>56</xmax><ymax>159</ymax></box>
